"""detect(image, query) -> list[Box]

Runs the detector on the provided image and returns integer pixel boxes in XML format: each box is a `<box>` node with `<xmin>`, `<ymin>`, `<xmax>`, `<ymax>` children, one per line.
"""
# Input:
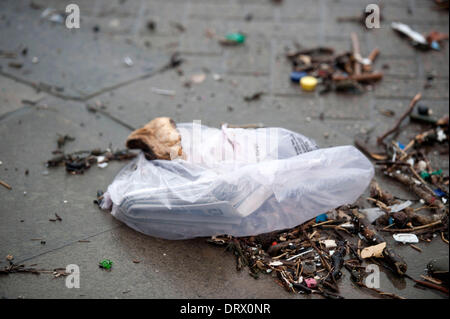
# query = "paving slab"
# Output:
<box><xmin>0</xmin><ymin>97</ymin><xmax>131</xmax><ymax>262</ymax></box>
<box><xmin>0</xmin><ymin>76</ymin><xmax>47</xmax><ymax>117</ymax></box>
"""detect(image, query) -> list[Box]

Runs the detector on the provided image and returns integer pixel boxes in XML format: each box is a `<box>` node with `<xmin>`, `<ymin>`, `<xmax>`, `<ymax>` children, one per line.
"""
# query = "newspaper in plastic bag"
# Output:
<box><xmin>101</xmin><ymin>122</ymin><xmax>374</xmax><ymax>239</ymax></box>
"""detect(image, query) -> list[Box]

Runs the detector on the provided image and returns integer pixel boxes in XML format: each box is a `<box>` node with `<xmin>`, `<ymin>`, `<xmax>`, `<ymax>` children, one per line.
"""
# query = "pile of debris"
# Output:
<box><xmin>208</xmin><ymin>200</ymin><xmax>448</xmax><ymax>299</ymax></box>
<box><xmin>286</xmin><ymin>33</ymin><xmax>383</xmax><ymax>94</ymax></box>
<box><xmin>46</xmin><ymin>148</ymin><xmax>137</xmax><ymax>175</ymax></box>
<box><xmin>208</xmin><ymin>93</ymin><xmax>449</xmax><ymax>299</ymax></box>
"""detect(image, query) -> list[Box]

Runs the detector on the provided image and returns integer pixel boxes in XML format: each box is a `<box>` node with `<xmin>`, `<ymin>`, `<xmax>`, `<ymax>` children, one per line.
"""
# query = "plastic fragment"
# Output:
<box><xmin>304</xmin><ymin>278</ymin><xmax>317</xmax><ymax>288</ymax></box>
<box><xmin>224</xmin><ymin>33</ymin><xmax>246</xmax><ymax>44</ymax></box>
<box><xmin>315</xmin><ymin>213</ymin><xmax>328</xmax><ymax>223</ymax></box>
<box><xmin>434</xmin><ymin>189</ymin><xmax>446</xmax><ymax>197</ymax></box>
<box><xmin>300</xmin><ymin>76</ymin><xmax>318</xmax><ymax>91</ymax></box>
<box><xmin>393</xmin><ymin>233</ymin><xmax>419</xmax><ymax>244</ymax></box>
<box><xmin>290</xmin><ymin>71</ymin><xmax>307</xmax><ymax>83</ymax></box>
<box><xmin>99</xmin><ymin>259</ymin><xmax>113</xmax><ymax>270</ymax></box>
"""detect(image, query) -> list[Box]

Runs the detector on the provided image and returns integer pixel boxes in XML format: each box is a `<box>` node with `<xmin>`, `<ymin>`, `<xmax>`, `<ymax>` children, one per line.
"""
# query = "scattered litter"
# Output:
<box><xmin>151</xmin><ymin>87</ymin><xmax>176</xmax><ymax>96</ymax></box>
<box><xmin>243</xmin><ymin>91</ymin><xmax>264</xmax><ymax>102</ymax></box>
<box><xmin>300</xmin><ymin>76</ymin><xmax>318</xmax><ymax>92</ymax></box>
<box><xmin>99</xmin><ymin>259</ymin><xmax>113</xmax><ymax>270</ymax></box>
<box><xmin>0</xmin><ymin>180</ymin><xmax>12</xmax><ymax>190</ymax></box>
<box><xmin>392</xmin><ymin>22</ymin><xmax>449</xmax><ymax>50</ymax></box>
<box><xmin>97</xmin><ymin>162</ymin><xmax>109</xmax><ymax>169</ymax></box>
<box><xmin>290</xmin><ymin>71</ymin><xmax>307</xmax><ymax>83</ymax></box>
<box><xmin>57</xmin><ymin>134</ymin><xmax>75</xmax><ymax>149</ymax></box>
<box><xmin>123</xmin><ymin>56</ymin><xmax>134</xmax><ymax>67</ymax></box>
<box><xmin>8</xmin><ymin>62</ymin><xmax>23</xmax><ymax>69</ymax></box>
<box><xmin>286</xmin><ymin>33</ymin><xmax>383</xmax><ymax>95</ymax></box>
<box><xmin>190</xmin><ymin>73</ymin><xmax>206</xmax><ymax>84</ymax></box>
<box><xmin>315</xmin><ymin>213</ymin><xmax>328</xmax><ymax>223</ymax></box>
<box><xmin>46</xmin><ymin>148</ymin><xmax>137</xmax><ymax>175</ymax></box>
<box><xmin>40</xmin><ymin>8</ymin><xmax>65</xmax><ymax>24</ymax></box>
<box><xmin>361</xmin><ymin>242</ymin><xmax>387</xmax><ymax>259</ymax></box>
<box><xmin>212</xmin><ymin>73</ymin><xmax>223</xmax><ymax>81</ymax></box>
<box><xmin>219</xmin><ymin>32</ymin><xmax>246</xmax><ymax>45</ymax></box>
<box><xmin>393</xmin><ymin>233</ymin><xmax>419</xmax><ymax>244</ymax></box>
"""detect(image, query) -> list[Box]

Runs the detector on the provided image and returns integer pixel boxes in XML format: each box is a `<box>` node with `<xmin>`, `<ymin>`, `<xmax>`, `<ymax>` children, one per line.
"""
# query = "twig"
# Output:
<box><xmin>0</xmin><ymin>179</ymin><xmax>12</xmax><ymax>190</ymax></box>
<box><xmin>441</xmin><ymin>232</ymin><xmax>449</xmax><ymax>245</ymax></box>
<box><xmin>351</xmin><ymin>32</ymin><xmax>362</xmax><ymax>75</ymax></box>
<box><xmin>381</xmin><ymin>220</ymin><xmax>442</xmax><ymax>233</ymax></box>
<box><xmin>377</xmin><ymin>93</ymin><xmax>422</xmax><ymax>145</ymax></box>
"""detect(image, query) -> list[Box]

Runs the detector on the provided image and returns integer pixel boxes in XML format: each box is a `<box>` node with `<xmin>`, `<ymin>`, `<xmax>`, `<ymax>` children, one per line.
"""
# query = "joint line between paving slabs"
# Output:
<box><xmin>12</xmin><ymin>225</ymin><xmax>126</xmax><ymax>265</ymax></box>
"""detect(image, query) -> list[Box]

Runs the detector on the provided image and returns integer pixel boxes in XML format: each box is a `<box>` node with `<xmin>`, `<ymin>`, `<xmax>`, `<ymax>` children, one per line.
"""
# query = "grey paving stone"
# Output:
<box><xmin>0</xmin><ymin>76</ymin><xmax>47</xmax><ymax>118</ymax></box>
<box><xmin>85</xmin><ymin>55</ymin><xmax>274</xmax><ymax>126</ymax></box>
<box><xmin>420</xmin><ymin>79</ymin><xmax>450</xmax><ymax>100</ymax></box>
<box><xmin>0</xmin><ymin>1</ymin><xmax>168</xmax><ymax>99</ymax></box>
<box><xmin>178</xmin><ymin>20</ymin><xmax>224</xmax><ymax>55</ymax></box>
<box><xmin>319</xmin><ymin>93</ymin><xmax>373</xmax><ymax>120</ymax></box>
<box><xmin>278</xmin><ymin>0</ymin><xmax>321</xmax><ymax>21</ymax></box>
<box><xmin>0</xmin><ymin>98</ymin><xmax>132</xmax><ymax>261</ymax></box>
<box><xmin>374</xmin><ymin>76</ymin><xmax>421</xmax><ymax>99</ymax></box>
<box><xmin>189</xmin><ymin>3</ymin><xmax>275</xmax><ymax>21</ymax></box>
<box><xmin>420</xmin><ymin>51</ymin><xmax>450</xmax><ymax>79</ymax></box>
<box><xmin>373</xmin><ymin>56</ymin><xmax>418</xmax><ymax>78</ymax></box>
<box><xmin>224</xmin><ymin>34</ymin><xmax>271</xmax><ymax>75</ymax></box>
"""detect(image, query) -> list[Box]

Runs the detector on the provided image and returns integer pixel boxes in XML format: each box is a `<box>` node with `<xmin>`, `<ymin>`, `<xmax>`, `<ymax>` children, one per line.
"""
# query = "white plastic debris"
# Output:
<box><xmin>391</xmin><ymin>22</ymin><xmax>428</xmax><ymax>46</ymax></box>
<box><xmin>97</xmin><ymin>156</ymin><xmax>106</xmax><ymax>163</ymax></box>
<box><xmin>437</xmin><ymin>128</ymin><xmax>447</xmax><ymax>142</ymax></box>
<box><xmin>212</xmin><ymin>73</ymin><xmax>223</xmax><ymax>81</ymax></box>
<box><xmin>98</xmin><ymin>162</ymin><xmax>109</xmax><ymax>169</ymax></box>
<box><xmin>360</xmin><ymin>200</ymin><xmax>413</xmax><ymax>223</ymax></box>
<box><xmin>151</xmin><ymin>87</ymin><xmax>176</xmax><ymax>96</ymax></box>
<box><xmin>190</xmin><ymin>73</ymin><xmax>206</xmax><ymax>84</ymax></box>
<box><xmin>101</xmin><ymin>123</ymin><xmax>374</xmax><ymax>239</ymax></box>
<box><xmin>320</xmin><ymin>239</ymin><xmax>337</xmax><ymax>249</ymax></box>
<box><xmin>123</xmin><ymin>56</ymin><xmax>134</xmax><ymax>67</ymax></box>
<box><xmin>269</xmin><ymin>261</ymin><xmax>284</xmax><ymax>267</ymax></box>
<box><xmin>393</xmin><ymin>233</ymin><xmax>419</xmax><ymax>244</ymax></box>
<box><xmin>417</xmin><ymin>160</ymin><xmax>427</xmax><ymax>172</ymax></box>
<box><xmin>41</xmin><ymin>8</ymin><xmax>65</xmax><ymax>24</ymax></box>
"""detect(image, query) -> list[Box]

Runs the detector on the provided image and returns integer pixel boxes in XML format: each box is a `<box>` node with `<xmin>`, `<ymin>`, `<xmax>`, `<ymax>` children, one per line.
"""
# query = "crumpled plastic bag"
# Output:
<box><xmin>101</xmin><ymin>123</ymin><xmax>374</xmax><ymax>239</ymax></box>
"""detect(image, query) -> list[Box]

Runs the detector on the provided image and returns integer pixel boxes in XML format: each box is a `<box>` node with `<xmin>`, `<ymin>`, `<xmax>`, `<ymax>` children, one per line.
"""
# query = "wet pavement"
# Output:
<box><xmin>0</xmin><ymin>0</ymin><xmax>448</xmax><ymax>299</ymax></box>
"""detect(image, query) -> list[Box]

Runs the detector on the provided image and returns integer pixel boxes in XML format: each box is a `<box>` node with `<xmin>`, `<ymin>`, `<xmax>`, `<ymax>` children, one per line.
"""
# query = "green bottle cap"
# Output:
<box><xmin>99</xmin><ymin>259</ymin><xmax>113</xmax><ymax>270</ymax></box>
<box><xmin>225</xmin><ymin>33</ymin><xmax>246</xmax><ymax>44</ymax></box>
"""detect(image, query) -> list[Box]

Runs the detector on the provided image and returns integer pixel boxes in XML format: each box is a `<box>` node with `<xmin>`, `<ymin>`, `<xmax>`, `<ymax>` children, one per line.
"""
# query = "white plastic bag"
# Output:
<box><xmin>101</xmin><ymin>123</ymin><xmax>374</xmax><ymax>239</ymax></box>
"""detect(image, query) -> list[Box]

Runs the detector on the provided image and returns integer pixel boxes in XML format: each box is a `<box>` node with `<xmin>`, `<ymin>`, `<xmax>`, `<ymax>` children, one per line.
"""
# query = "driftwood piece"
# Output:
<box><xmin>377</xmin><ymin>93</ymin><xmax>422</xmax><ymax>145</ymax></box>
<box><xmin>389</xmin><ymin>171</ymin><xmax>447</xmax><ymax>215</ymax></box>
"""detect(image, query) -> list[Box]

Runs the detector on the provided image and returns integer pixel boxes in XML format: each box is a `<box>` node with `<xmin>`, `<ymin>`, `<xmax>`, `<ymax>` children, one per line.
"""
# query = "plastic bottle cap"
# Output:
<box><xmin>300</xmin><ymin>76</ymin><xmax>318</xmax><ymax>91</ymax></box>
<box><xmin>290</xmin><ymin>71</ymin><xmax>307</xmax><ymax>83</ymax></box>
<box><xmin>225</xmin><ymin>33</ymin><xmax>246</xmax><ymax>44</ymax></box>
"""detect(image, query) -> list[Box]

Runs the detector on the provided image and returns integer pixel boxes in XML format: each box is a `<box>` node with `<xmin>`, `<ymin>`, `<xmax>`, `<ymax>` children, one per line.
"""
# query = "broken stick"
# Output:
<box><xmin>377</xmin><ymin>93</ymin><xmax>422</xmax><ymax>145</ymax></box>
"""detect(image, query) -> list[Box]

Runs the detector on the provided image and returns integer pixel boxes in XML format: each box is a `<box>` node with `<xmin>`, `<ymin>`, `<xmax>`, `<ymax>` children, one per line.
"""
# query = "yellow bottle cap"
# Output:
<box><xmin>300</xmin><ymin>76</ymin><xmax>318</xmax><ymax>91</ymax></box>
